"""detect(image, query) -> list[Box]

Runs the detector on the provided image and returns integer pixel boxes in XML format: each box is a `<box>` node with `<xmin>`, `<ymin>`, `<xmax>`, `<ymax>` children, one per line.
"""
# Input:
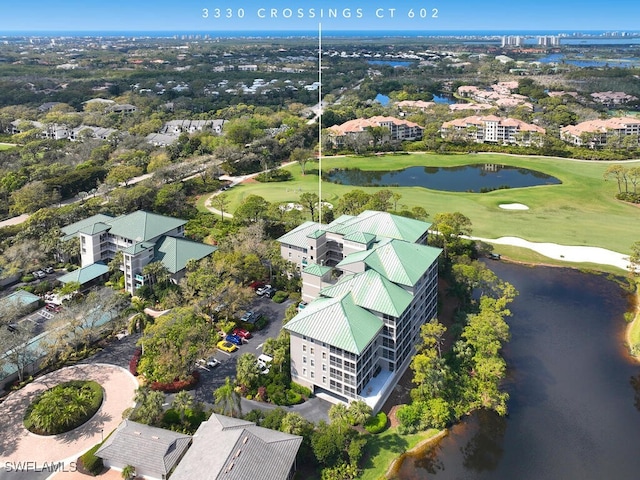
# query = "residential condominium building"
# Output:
<box><xmin>327</xmin><ymin>116</ymin><xmax>424</xmax><ymax>147</ymax></box>
<box><xmin>277</xmin><ymin>211</ymin><xmax>441</xmax><ymax>411</ymax></box>
<box><xmin>441</xmin><ymin>115</ymin><xmax>545</xmax><ymax>146</ymax></box>
<box><xmin>560</xmin><ymin>117</ymin><xmax>640</xmax><ymax>147</ymax></box>
<box><xmin>61</xmin><ymin>211</ymin><xmax>217</xmax><ymax>295</ymax></box>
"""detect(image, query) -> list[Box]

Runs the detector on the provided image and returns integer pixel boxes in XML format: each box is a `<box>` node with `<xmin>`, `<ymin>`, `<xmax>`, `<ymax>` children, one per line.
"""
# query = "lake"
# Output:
<box><xmin>538</xmin><ymin>53</ymin><xmax>640</xmax><ymax>68</ymax></box>
<box><xmin>326</xmin><ymin>164</ymin><xmax>561</xmax><ymax>192</ymax></box>
<box><xmin>396</xmin><ymin>263</ymin><xmax>640</xmax><ymax>479</ymax></box>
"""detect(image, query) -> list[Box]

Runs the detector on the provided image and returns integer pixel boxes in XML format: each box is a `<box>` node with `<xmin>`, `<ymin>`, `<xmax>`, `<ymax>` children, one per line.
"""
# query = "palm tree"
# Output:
<box><xmin>142</xmin><ymin>261</ymin><xmax>171</xmax><ymax>286</ymax></box>
<box><xmin>347</xmin><ymin>400</ymin><xmax>373</xmax><ymax>426</ymax></box>
<box><xmin>328</xmin><ymin>403</ymin><xmax>350</xmax><ymax>432</ymax></box>
<box><xmin>172</xmin><ymin>390</ymin><xmax>194</xmax><ymax>426</ymax></box>
<box><xmin>213</xmin><ymin>377</ymin><xmax>242</xmax><ymax>418</ymax></box>
<box><xmin>121</xmin><ymin>465</ymin><xmax>135</xmax><ymax>480</ymax></box>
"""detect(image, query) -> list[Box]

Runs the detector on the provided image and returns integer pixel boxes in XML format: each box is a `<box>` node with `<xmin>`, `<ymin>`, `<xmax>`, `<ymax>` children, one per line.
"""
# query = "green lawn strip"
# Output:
<box><xmin>213</xmin><ymin>153</ymin><xmax>640</xmax><ymax>255</ymax></box>
<box><xmin>627</xmin><ymin>282</ymin><xmax>640</xmax><ymax>354</ymax></box>
<box><xmin>359</xmin><ymin>427</ymin><xmax>441</xmax><ymax>480</ymax></box>
<box><xmin>195</xmin><ymin>193</ymin><xmax>210</xmax><ymax>213</ymax></box>
<box><xmin>0</xmin><ymin>143</ymin><xmax>16</xmax><ymax>151</ymax></box>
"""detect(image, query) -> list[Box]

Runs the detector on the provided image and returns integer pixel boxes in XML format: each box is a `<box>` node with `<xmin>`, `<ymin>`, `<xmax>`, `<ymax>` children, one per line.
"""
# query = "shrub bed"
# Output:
<box><xmin>129</xmin><ymin>347</ymin><xmax>142</xmax><ymax>376</ymax></box>
<box><xmin>150</xmin><ymin>371</ymin><xmax>200</xmax><ymax>393</ymax></box>
<box><xmin>78</xmin><ymin>442</ymin><xmax>105</xmax><ymax>476</ymax></box>
<box><xmin>272</xmin><ymin>291</ymin><xmax>289</xmax><ymax>303</ymax></box>
<box><xmin>24</xmin><ymin>380</ymin><xmax>103</xmax><ymax>435</ymax></box>
<box><xmin>365</xmin><ymin>412</ymin><xmax>388</xmax><ymax>434</ymax></box>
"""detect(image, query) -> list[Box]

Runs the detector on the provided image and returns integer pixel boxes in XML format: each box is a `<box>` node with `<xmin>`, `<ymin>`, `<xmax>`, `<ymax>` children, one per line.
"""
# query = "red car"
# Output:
<box><xmin>248</xmin><ymin>280</ymin><xmax>267</xmax><ymax>291</ymax></box>
<box><xmin>233</xmin><ymin>327</ymin><xmax>252</xmax><ymax>339</ymax></box>
<box><xmin>45</xmin><ymin>303</ymin><xmax>62</xmax><ymax>313</ymax></box>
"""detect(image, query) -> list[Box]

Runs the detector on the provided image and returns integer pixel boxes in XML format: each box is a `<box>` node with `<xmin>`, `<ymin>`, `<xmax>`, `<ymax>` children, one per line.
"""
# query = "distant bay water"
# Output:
<box><xmin>2</xmin><ymin>29</ymin><xmax>640</xmax><ymax>40</ymax></box>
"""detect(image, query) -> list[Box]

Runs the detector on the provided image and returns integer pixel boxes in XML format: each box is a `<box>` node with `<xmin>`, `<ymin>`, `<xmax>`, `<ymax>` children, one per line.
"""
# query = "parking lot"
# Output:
<box><xmin>191</xmin><ymin>294</ymin><xmax>294</xmax><ymax>404</ymax></box>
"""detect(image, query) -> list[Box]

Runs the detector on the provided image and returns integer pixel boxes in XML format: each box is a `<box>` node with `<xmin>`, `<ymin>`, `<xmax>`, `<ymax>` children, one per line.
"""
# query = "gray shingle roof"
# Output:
<box><xmin>95</xmin><ymin>420</ymin><xmax>191</xmax><ymax>476</ymax></box>
<box><xmin>170</xmin><ymin>414</ymin><xmax>302</xmax><ymax>480</ymax></box>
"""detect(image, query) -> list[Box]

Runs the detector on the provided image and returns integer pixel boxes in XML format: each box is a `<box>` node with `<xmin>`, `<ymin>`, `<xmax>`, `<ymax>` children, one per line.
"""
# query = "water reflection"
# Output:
<box><xmin>326</xmin><ymin>164</ymin><xmax>560</xmax><ymax>192</ymax></box>
<box><xmin>460</xmin><ymin>410</ymin><xmax>506</xmax><ymax>472</ymax></box>
<box><xmin>395</xmin><ymin>264</ymin><xmax>640</xmax><ymax>479</ymax></box>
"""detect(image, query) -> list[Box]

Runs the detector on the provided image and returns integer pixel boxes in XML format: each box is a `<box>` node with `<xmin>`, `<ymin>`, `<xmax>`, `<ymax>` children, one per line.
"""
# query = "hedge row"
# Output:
<box><xmin>150</xmin><ymin>371</ymin><xmax>200</xmax><ymax>393</ymax></box>
<box><xmin>129</xmin><ymin>347</ymin><xmax>142</xmax><ymax>376</ymax></box>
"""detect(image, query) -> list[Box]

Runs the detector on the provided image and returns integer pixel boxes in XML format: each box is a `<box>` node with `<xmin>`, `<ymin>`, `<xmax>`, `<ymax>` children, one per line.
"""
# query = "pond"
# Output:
<box><xmin>325</xmin><ymin>164</ymin><xmax>561</xmax><ymax>192</ymax></box>
<box><xmin>395</xmin><ymin>263</ymin><xmax>640</xmax><ymax>479</ymax></box>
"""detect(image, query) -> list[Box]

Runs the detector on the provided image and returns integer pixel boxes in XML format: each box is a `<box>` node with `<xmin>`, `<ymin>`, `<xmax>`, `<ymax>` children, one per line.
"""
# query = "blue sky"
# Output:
<box><xmin>1</xmin><ymin>0</ymin><xmax>639</xmax><ymax>32</ymax></box>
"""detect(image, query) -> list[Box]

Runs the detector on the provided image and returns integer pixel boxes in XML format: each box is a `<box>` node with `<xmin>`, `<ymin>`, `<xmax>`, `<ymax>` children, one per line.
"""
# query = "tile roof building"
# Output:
<box><xmin>171</xmin><ymin>413</ymin><xmax>302</xmax><ymax>480</ymax></box>
<box><xmin>327</xmin><ymin>116</ymin><xmax>423</xmax><ymax>147</ymax></box>
<box><xmin>441</xmin><ymin>115</ymin><xmax>545</xmax><ymax>146</ymax></box>
<box><xmin>61</xmin><ymin>211</ymin><xmax>216</xmax><ymax>295</ymax></box>
<box><xmin>560</xmin><ymin>117</ymin><xmax>640</xmax><ymax>147</ymax></box>
<box><xmin>278</xmin><ymin>211</ymin><xmax>441</xmax><ymax>411</ymax></box>
<box><xmin>95</xmin><ymin>420</ymin><xmax>191</xmax><ymax>480</ymax></box>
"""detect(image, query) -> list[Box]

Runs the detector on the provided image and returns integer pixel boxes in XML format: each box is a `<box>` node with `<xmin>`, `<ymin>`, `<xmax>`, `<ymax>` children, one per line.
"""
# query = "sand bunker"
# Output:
<box><xmin>472</xmin><ymin>235</ymin><xmax>630</xmax><ymax>271</ymax></box>
<box><xmin>499</xmin><ymin>203</ymin><xmax>529</xmax><ymax>210</ymax></box>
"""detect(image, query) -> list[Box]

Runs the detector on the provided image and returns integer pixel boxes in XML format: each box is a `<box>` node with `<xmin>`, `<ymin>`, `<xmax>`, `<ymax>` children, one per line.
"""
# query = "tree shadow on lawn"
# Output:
<box><xmin>360</xmin><ymin>431</ymin><xmax>409</xmax><ymax>471</ymax></box>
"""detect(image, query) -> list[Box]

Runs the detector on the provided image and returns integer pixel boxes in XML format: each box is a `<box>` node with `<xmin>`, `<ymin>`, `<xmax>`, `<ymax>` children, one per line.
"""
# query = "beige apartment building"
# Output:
<box><xmin>278</xmin><ymin>211</ymin><xmax>441</xmax><ymax>411</ymax></box>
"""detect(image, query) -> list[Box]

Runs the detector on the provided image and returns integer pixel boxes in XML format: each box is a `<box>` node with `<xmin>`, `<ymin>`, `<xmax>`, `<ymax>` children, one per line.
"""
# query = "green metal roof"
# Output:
<box><xmin>122</xmin><ymin>241</ymin><xmax>155</xmax><ymax>255</ymax></box>
<box><xmin>284</xmin><ymin>292</ymin><xmax>382</xmax><ymax>354</ymax></box>
<box><xmin>343</xmin><ymin>231</ymin><xmax>376</xmax><ymax>244</ymax></box>
<box><xmin>327</xmin><ymin>210</ymin><xmax>430</xmax><ymax>243</ymax></box>
<box><xmin>320</xmin><ymin>269</ymin><xmax>412</xmax><ymax>317</ymax></box>
<box><xmin>303</xmin><ymin>263</ymin><xmax>332</xmax><ymax>277</ymax></box>
<box><xmin>107</xmin><ymin>211</ymin><xmax>186</xmax><ymax>242</ymax></box>
<box><xmin>1</xmin><ymin>290</ymin><xmax>41</xmax><ymax>309</ymax></box>
<box><xmin>58</xmin><ymin>263</ymin><xmax>110</xmax><ymax>285</ymax></box>
<box><xmin>61</xmin><ymin>213</ymin><xmax>114</xmax><ymax>241</ymax></box>
<box><xmin>78</xmin><ymin>222</ymin><xmax>111</xmax><ymax>236</ymax></box>
<box><xmin>277</xmin><ymin>221</ymin><xmax>323</xmax><ymax>248</ymax></box>
<box><xmin>338</xmin><ymin>238</ymin><xmax>441</xmax><ymax>287</ymax></box>
<box><xmin>306</xmin><ymin>229</ymin><xmax>325</xmax><ymax>239</ymax></box>
<box><xmin>154</xmin><ymin>236</ymin><xmax>217</xmax><ymax>274</ymax></box>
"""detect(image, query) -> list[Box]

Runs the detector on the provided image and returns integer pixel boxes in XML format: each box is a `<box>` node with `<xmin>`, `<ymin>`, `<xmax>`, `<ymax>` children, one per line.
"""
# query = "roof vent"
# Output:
<box><xmin>226</xmin><ymin>463</ymin><xmax>234</xmax><ymax>473</ymax></box>
<box><xmin>134</xmin><ymin>431</ymin><xmax>141</xmax><ymax>435</ymax></box>
<box><xmin>152</xmin><ymin>436</ymin><xmax>159</xmax><ymax>440</ymax></box>
<box><xmin>242</xmin><ymin>436</ymin><xmax>249</xmax><ymax>444</ymax></box>
<box><xmin>235</xmin><ymin>449</ymin><xmax>242</xmax><ymax>458</ymax></box>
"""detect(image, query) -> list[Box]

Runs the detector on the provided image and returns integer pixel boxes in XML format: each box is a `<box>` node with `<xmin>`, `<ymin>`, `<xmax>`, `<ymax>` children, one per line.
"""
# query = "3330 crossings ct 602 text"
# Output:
<box><xmin>201</xmin><ymin>7</ymin><xmax>439</xmax><ymax>20</ymax></box>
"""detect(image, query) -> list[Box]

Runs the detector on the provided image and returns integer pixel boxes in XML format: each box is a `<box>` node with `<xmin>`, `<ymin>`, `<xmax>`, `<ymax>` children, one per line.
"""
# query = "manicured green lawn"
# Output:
<box><xmin>0</xmin><ymin>143</ymin><xmax>16</xmax><ymax>151</ymax></box>
<box><xmin>203</xmin><ymin>153</ymin><xmax>640</xmax><ymax>255</ymax></box>
<box><xmin>627</xmin><ymin>282</ymin><xmax>640</xmax><ymax>354</ymax></box>
<box><xmin>358</xmin><ymin>427</ymin><xmax>441</xmax><ymax>480</ymax></box>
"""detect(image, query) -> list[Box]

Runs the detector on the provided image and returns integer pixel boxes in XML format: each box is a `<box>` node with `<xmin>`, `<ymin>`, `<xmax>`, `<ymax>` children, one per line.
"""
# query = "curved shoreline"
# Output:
<box><xmin>384</xmin><ymin>429</ymin><xmax>448</xmax><ymax>479</ymax></box>
<box><xmin>625</xmin><ymin>281</ymin><xmax>640</xmax><ymax>363</ymax></box>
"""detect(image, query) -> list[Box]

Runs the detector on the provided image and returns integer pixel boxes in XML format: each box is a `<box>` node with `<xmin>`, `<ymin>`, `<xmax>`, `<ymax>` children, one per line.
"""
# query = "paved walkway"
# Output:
<box><xmin>0</xmin><ymin>364</ymin><xmax>138</xmax><ymax>475</ymax></box>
